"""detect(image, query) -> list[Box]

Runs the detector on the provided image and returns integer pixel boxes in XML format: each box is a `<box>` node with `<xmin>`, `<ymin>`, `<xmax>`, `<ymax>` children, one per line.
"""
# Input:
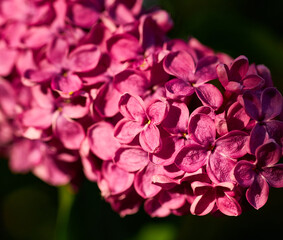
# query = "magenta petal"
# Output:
<box><xmin>163</xmin><ymin>50</ymin><xmax>195</xmax><ymax>80</ymax></box>
<box><xmin>243</xmin><ymin>91</ymin><xmax>261</xmax><ymax>120</ymax></box>
<box><xmin>114</xmin><ymin>70</ymin><xmax>150</xmax><ymax>96</ymax></box>
<box><xmin>134</xmin><ymin>162</ymin><xmax>163</xmax><ymax>198</ymax></box>
<box><xmin>256</xmin><ymin>140</ymin><xmax>281</xmax><ymax>168</ymax></box>
<box><xmin>242</xmin><ymin>75</ymin><xmax>264</xmax><ymax>90</ymax></box>
<box><xmin>229</xmin><ymin>55</ymin><xmax>249</xmax><ymax>82</ymax></box>
<box><xmin>246</xmin><ymin>175</ymin><xmax>269</xmax><ymax>210</ymax></box>
<box><xmin>118</xmin><ymin>93</ymin><xmax>146</xmax><ymax>122</ymax></box>
<box><xmin>249</xmin><ymin>123</ymin><xmax>268</xmax><ymax>154</ymax></box>
<box><xmin>194</xmin><ymin>56</ymin><xmax>218</xmax><ymax>84</ymax></box>
<box><xmin>234</xmin><ymin>160</ymin><xmax>256</xmax><ymax>187</ymax></box>
<box><xmin>114</xmin><ymin>147</ymin><xmax>149</xmax><ymax>172</ymax></box>
<box><xmin>150</xmin><ymin>136</ymin><xmax>185</xmax><ymax>166</ymax></box>
<box><xmin>190</xmin><ymin>191</ymin><xmax>216</xmax><ymax>216</ymax></box>
<box><xmin>216</xmin><ymin>194</ymin><xmax>242</xmax><ymax>216</ymax></box>
<box><xmin>114</xmin><ymin>119</ymin><xmax>144</xmax><ymax>144</ymax></box>
<box><xmin>162</xmin><ymin>101</ymin><xmax>189</xmax><ymax>134</ymax></box>
<box><xmin>139</xmin><ymin>124</ymin><xmax>161</xmax><ymax>153</ymax></box>
<box><xmin>262</xmin><ymin>165</ymin><xmax>283</xmax><ymax>188</ymax></box>
<box><xmin>195</xmin><ymin>83</ymin><xmax>223</xmax><ymax>110</ymax></box>
<box><xmin>68</xmin><ymin>44</ymin><xmax>101</xmax><ymax>72</ymax></box>
<box><xmin>88</xmin><ymin>122</ymin><xmax>120</xmax><ymax>161</ymax></box>
<box><xmin>147</xmin><ymin>100</ymin><xmax>169</xmax><ymax>125</ymax></box>
<box><xmin>165</xmin><ymin>78</ymin><xmax>195</xmax><ymax>99</ymax></box>
<box><xmin>188</xmin><ymin>113</ymin><xmax>216</xmax><ymax>146</ymax></box>
<box><xmin>215</xmin><ymin>130</ymin><xmax>248</xmax><ymax>158</ymax></box>
<box><xmin>216</xmin><ymin>63</ymin><xmax>229</xmax><ymax>87</ymax></box>
<box><xmin>107</xmin><ymin>33</ymin><xmax>142</xmax><ymax>62</ymax></box>
<box><xmin>102</xmin><ymin>161</ymin><xmax>135</xmax><ymax>195</ymax></box>
<box><xmin>175</xmin><ymin>144</ymin><xmax>209</xmax><ymax>173</ymax></box>
<box><xmin>227</xmin><ymin>102</ymin><xmax>250</xmax><ymax>131</ymax></box>
<box><xmin>207</xmin><ymin>151</ymin><xmax>236</xmax><ymax>183</ymax></box>
<box><xmin>70</xmin><ymin>3</ymin><xmax>99</xmax><ymax>28</ymax></box>
<box><xmin>22</xmin><ymin>108</ymin><xmax>53</xmax><ymax>129</ymax></box>
<box><xmin>54</xmin><ymin>114</ymin><xmax>85</xmax><ymax>150</ymax></box>
<box><xmin>261</xmin><ymin>87</ymin><xmax>283</xmax><ymax>120</ymax></box>
<box><xmin>51</xmin><ymin>73</ymin><xmax>82</xmax><ymax>95</ymax></box>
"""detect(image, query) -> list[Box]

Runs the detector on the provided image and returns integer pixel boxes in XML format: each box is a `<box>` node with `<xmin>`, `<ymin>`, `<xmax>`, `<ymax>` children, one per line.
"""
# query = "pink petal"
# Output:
<box><xmin>46</xmin><ymin>38</ymin><xmax>68</xmax><ymax>65</ymax></box>
<box><xmin>144</xmin><ymin>198</ymin><xmax>171</xmax><ymax>217</ymax></box>
<box><xmin>0</xmin><ymin>48</ymin><xmax>17</xmax><ymax>76</ymax></box>
<box><xmin>190</xmin><ymin>191</ymin><xmax>216</xmax><ymax>216</ymax></box>
<box><xmin>68</xmin><ymin>44</ymin><xmax>101</xmax><ymax>72</ymax></box>
<box><xmin>262</xmin><ymin>164</ymin><xmax>283</xmax><ymax>188</ymax></box>
<box><xmin>195</xmin><ymin>83</ymin><xmax>223</xmax><ymax>110</ymax></box>
<box><xmin>175</xmin><ymin>144</ymin><xmax>209</xmax><ymax>173</ymax></box>
<box><xmin>51</xmin><ymin>73</ymin><xmax>82</xmax><ymax>95</ymax></box>
<box><xmin>113</xmin><ymin>69</ymin><xmax>150</xmax><ymax>96</ymax></box>
<box><xmin>94</xmin><ymin>81</ymin><xmax>121</xmax><ymax>118</ymax></box>
<box><xmin>261</xmin><ymin>87</ymin><xmax>283</xmax><ymax>120</ymax></box>
<box><xmin>165</xmin><ymin>78</ymin><xmax>195</xmax><ymax>99</ymax></box>
<box><xmin>21</xmin><ymin>108</ymin><xmax>53</xmax><ymax>129</ymax></box>
<box><xmin>61</xmin><ymin>92</ymin><xmax>91</xmax><ymax>119</ymax></box>
<box><xmin>102</xmin><ymin>161</ymin><xmax>135</xmax><ymax>195</ymax></box>
<box><xmin>234</xmin><ymin>160</ymin><xmax>256</xmax><ymax>187</ymax></box>
<box><xmin>114</xmin><ymin>119</ymin><xmax>144</xmax><ymax>144</ymax></box>
<box><xmin>207</xmin><ymin>151</ymin><xmax>236</xmax><ymax>183</ymax></box>
<box><xmin>9</xmin><ymin>139</ymin><xmax>43</xmax><ymax>173</ymax></box>
<box><xmin>216</xmin><ymin>194</ymin><xmax>242</xmax><ymax>216</ymax></box>
<box><xmin>256</xmin><ymin>140</ymin><xmax>281</xmax><ymax>168</ymax></box>
<box><xmin>134</xmin><ymin>162</ymin><xmax>163</xmax><ymax>198</ymax></box>
<box><xmin>246</xmin><ymin>175</ymin><xmax>269</xmax><ymax>210</ymax></box>
<box><xmin>191</xmin><ymin>181</ymin><xmax>213</xmax><ymax>195</ymax></box>
<box><xmin>54</xmin><ymin>114</ymin><xmax>85</xmax><ymax>150</ymax></box>
<box><xmin>139</xmin><ymin>123</ymin><xmax>162</xmax><ymax>153</ymax></box>
<box><xmin>33</xmin><ymin>155</ymin><xmax>73</xmax><ymax>186</ymax></box>
<box><xmin>147</xmin><ymin>100</ymin><xmax>169</xmax><ymax>125</ymax></box>
<box><xmin>188</xmin><ymin>113</ymin><xmax>216</xmax><ymax>146</ymax></box>
<box><xmin>107</xmin><ymin>33</ymin><xmax>142</xmax><ymax>62</ymax></box>
<box><xmin>88</xmin><ymin>122</ymin><xmax>120</xmax><ymax>161</ymax></box>
<box><xmin>118</xmin><ymin>93</ymin><xmax>146</xmax><ymax>122</ymax></box>
<box><xmin>215</xmin><ymin>130</ymin><xmax>248</xmax><ymax>158</ymax></box>
<box><xmin>163</xmin><ymin>50</ymin><xmax>195</xmax><ymax>80</ymax></box>
<box><xmin>24</xmin><ymin>69</ymin><xmax>55</xmax><ymax>84</ymax></box>
<box><xmin>114</xmin><ymin>147</ymin><xmax>149</xmax><ymax>172</ymax></box>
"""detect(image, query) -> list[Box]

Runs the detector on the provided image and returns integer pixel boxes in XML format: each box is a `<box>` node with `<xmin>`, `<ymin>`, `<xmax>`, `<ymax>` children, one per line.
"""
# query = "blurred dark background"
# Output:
<box><xmin>1</xmin><ymin>0</ymin><xmax>283</xmax><ymax>239</ymax></box>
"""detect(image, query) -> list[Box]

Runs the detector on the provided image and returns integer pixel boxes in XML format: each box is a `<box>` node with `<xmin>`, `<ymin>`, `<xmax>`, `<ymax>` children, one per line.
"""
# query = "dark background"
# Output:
<box><xmin>1</xmin><ymin>0</ymin><xmax>283</xmax><ymax>239</ymax></box>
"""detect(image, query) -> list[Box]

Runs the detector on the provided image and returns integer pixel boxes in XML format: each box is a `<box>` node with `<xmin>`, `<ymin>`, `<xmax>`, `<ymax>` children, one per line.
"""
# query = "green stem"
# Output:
<box><xmin>55</xmin><ymin>185</ymin><xmax>75</xmax><ymax>240</ymax></box>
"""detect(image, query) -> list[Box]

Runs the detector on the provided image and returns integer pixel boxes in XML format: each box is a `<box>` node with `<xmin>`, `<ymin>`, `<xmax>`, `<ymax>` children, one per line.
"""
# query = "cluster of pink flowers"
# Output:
<box><xmin>0</xmin><ymin>0</ymin><xmax>283</xmax><ymax>217</ymax></box>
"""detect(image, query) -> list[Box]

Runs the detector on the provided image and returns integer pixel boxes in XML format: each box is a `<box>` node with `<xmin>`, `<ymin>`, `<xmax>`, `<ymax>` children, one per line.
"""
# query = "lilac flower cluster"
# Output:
<box><xmin>0</xmin><ymin>0</ymin><xmax>283</xmax><ymax>217</ymax></box>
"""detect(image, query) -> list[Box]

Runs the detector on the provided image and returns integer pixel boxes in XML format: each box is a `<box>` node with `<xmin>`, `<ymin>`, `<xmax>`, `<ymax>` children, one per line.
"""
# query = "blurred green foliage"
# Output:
<box><xmin>1</xmin><ymin>0</ymin><xmax>283</xmax><ymax>239</ymax></box>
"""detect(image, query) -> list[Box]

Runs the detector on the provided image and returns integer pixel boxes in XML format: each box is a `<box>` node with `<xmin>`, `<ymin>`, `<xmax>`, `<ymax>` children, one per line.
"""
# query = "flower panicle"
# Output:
<box><xmin>0</xmin><ymin>0</ymin><xmax>282</xmax><ymax>217</ymax></box>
